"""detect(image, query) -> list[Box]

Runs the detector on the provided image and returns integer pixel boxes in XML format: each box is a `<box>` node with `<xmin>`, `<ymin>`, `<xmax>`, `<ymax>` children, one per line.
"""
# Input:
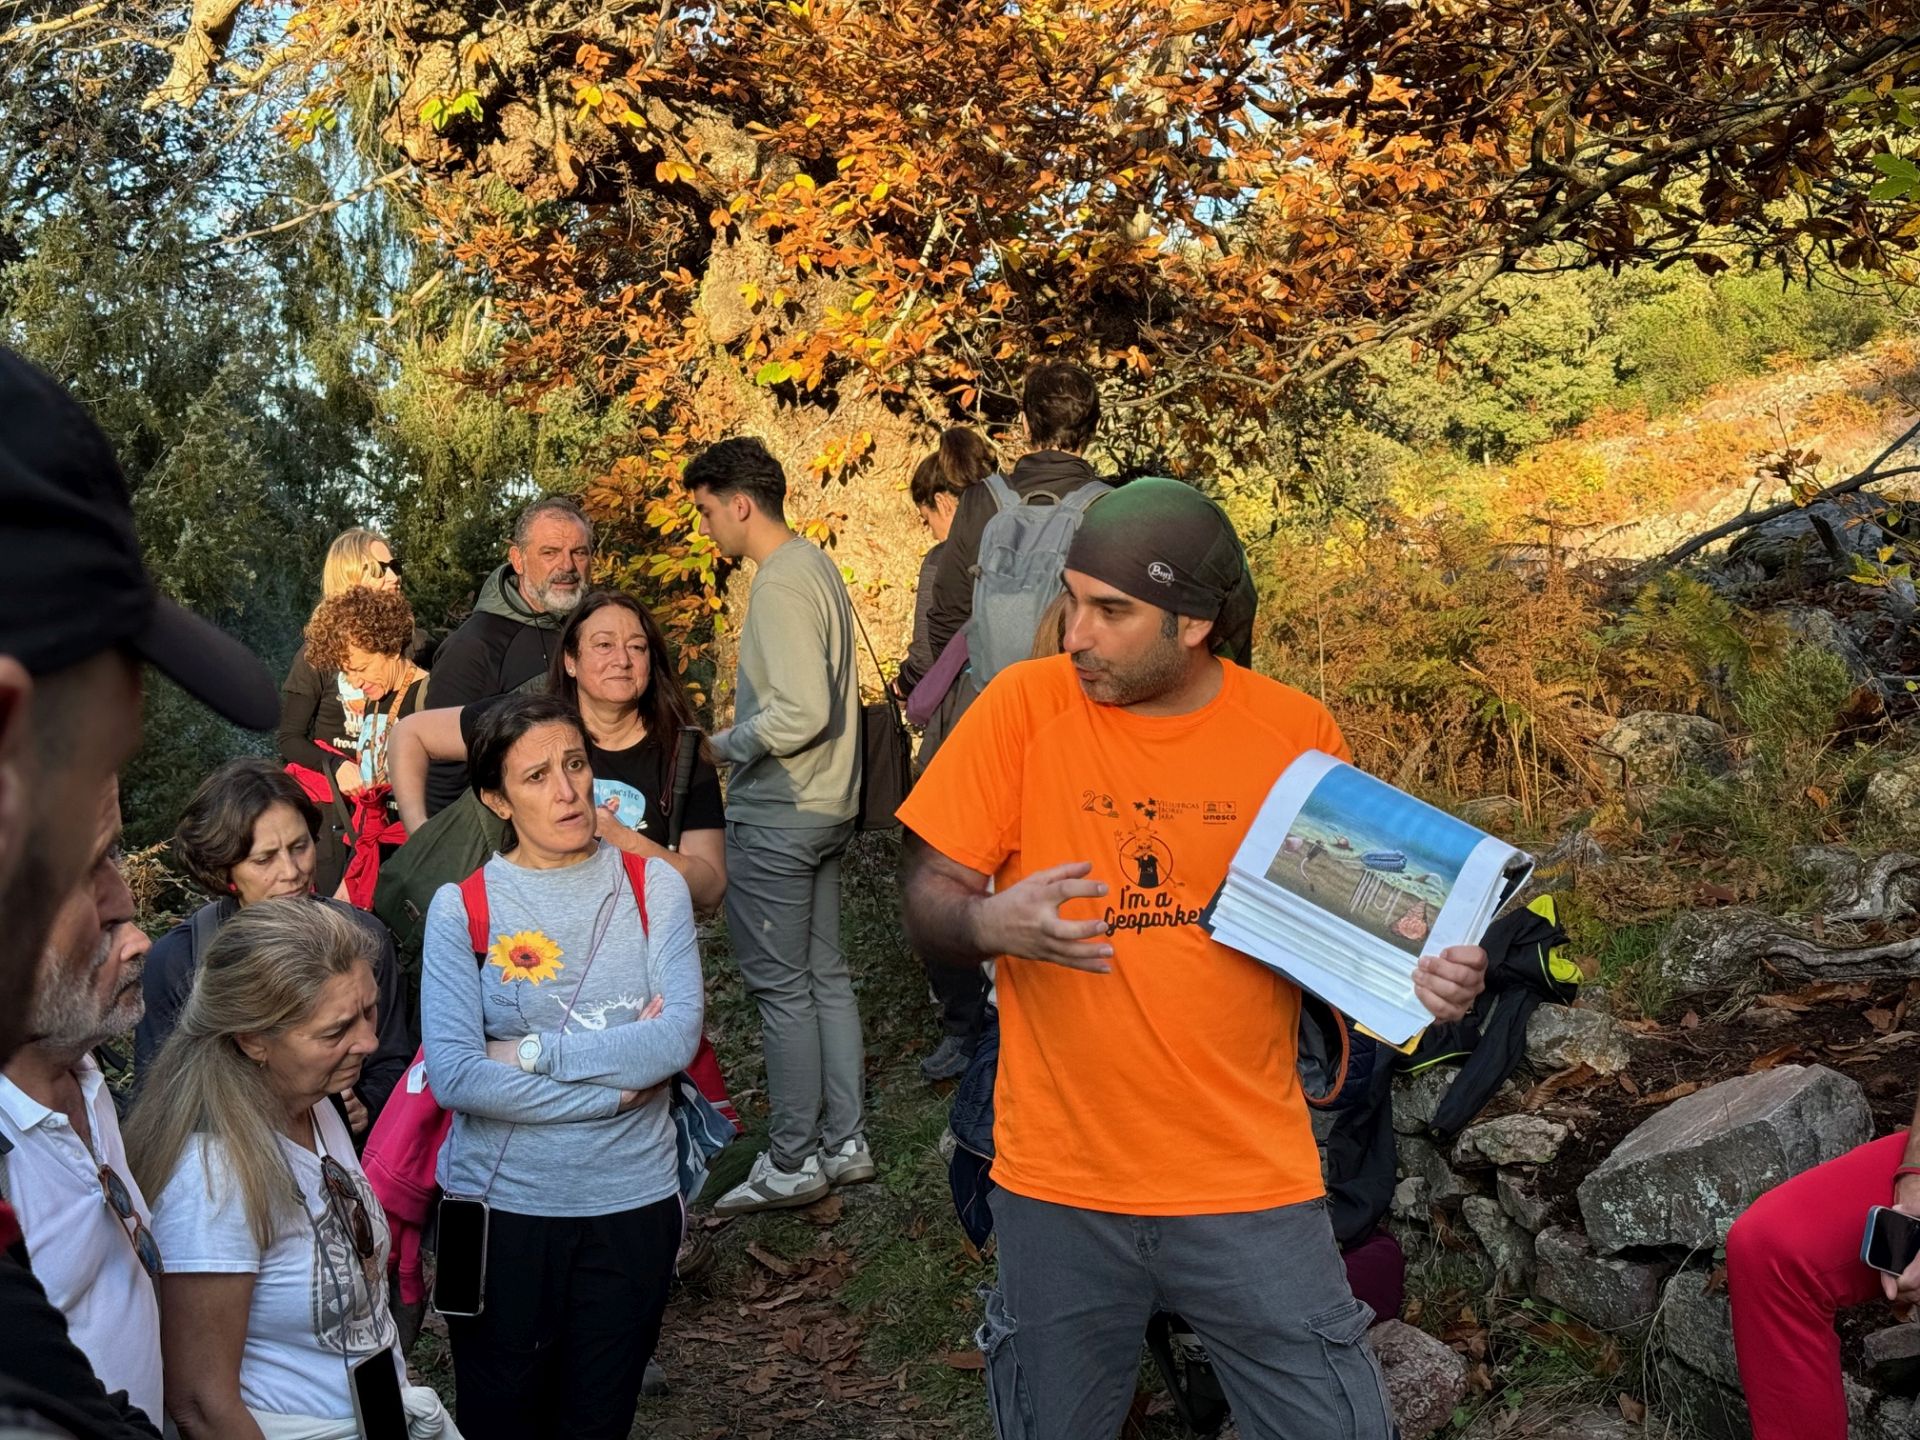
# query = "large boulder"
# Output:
<box><xmin>1656</xmin><ymin>1268</ymin><xmax>1750</xmax><ymax>1440</ymax></box>
<box><xmin>1658</xmin><ymin>904</ymin><xmax>1920</xmax><ymax>991</ymax></box>
<box><xmin>1454</xmin><ymin>1115</ymin><xmax>1569</xmax><ymax>1168</ymax></box>
<box><xmin>1596</xmin><ymin>712</ymin><xmax>1732</xmax><ymax>785</ymax></box>
<box><xmin>1578</xmin><ymin>1065</ymin><xmax>1871</xmax><ymax>1254</ymax></box>
<box><xmin>1367</xmin><ymin>1319</ymin><xmax>1466</xmax><ymax>1440</ymax></box>
<box><xmin>1525</xmin><ymin>1006</ymin><xmax>1633</xmax><ymax>1075</ymax></box>
<box><xmin>1533</xmin><ymin>1226</ymin><xmax>1670</xmax><ymax>1331</ymax></box>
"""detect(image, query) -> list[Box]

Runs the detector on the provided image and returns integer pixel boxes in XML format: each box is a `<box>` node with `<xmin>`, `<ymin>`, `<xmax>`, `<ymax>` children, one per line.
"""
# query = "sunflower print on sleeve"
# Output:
<box><xmin>488</xmin><ymin>930</ymin><xmax>565</xmax><ymax>985</ymax></box>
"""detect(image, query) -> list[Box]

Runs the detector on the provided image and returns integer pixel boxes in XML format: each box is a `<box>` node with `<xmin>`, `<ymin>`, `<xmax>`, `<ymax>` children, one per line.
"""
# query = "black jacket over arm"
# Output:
<box><xmin>0</xmin><ymin>1227</ymin><xmax>160</xmax><ymax>1440</ymax></box>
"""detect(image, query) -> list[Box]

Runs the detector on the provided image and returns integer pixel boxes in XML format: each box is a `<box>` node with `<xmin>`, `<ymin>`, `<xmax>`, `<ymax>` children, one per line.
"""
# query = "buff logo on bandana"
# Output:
<box><xmin>1101</xmin><ymin>794</ymin><xmax>1213</xmax><ymax>935</ymax></box>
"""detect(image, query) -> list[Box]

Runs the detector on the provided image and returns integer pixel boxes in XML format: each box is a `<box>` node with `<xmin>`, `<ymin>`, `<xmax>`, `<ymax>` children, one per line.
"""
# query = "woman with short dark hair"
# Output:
<box><xmin>420</xmin><ymin>691</ymin><xmax>702</xmax><ymax>1440</ymax></box>
<box><xmin>135</xmin><ymin>758</ymin><xmax>414</xmax><ymax>1138</ymax></box>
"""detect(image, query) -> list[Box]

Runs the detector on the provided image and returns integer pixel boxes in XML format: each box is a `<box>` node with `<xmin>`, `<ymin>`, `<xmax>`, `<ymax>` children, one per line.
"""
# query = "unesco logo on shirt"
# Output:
<box><xmin>1203</xmin><ymin>801</ymin><xmax>1237</xmax><ymax>824</ymax></box>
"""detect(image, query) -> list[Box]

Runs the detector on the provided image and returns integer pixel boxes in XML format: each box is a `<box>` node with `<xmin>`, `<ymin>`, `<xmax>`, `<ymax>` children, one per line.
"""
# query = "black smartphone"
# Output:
<box><xmin>1863</xmin><ymin>1205</ymin><xmax>1920</xmax><ymax>1275</ymax></box>
<box><xmin>349</xmin><ymin>1352</ymin><xmax>409</xmax><ymax>1440</ymax></box>
<box><xmin>432</xmin><ymin>1195</ymin><xmax>490</xmax><ymax>1317</ymax></box>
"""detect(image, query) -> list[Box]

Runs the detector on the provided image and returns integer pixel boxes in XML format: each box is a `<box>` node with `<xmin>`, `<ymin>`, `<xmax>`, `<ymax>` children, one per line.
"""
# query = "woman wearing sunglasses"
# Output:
<box><xmin>279</xmin><ymin>528</ymin><xmax>434</xmax><ymax>895</ymax></box>
<box><xmin>127</xmin><ymin>899</ymin><xmax>458</xmax><ymax>1437</ymax></box>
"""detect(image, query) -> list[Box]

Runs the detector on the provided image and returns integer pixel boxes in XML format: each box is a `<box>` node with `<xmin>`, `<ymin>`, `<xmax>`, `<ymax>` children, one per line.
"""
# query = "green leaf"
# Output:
<box><xmin>419</xmin><ymin>96</ymin><xmax>449</xmax><ymax>130</ymax></box>
<box><xmin>753</xmin><ymin>361</ymin><xmax>793</xmax><ymax>385</ymax></box>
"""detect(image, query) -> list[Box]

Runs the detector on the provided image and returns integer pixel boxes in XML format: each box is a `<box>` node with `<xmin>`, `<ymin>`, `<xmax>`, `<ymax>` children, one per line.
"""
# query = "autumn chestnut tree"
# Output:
<box><xmin>117</xmin><ymin>0</ymin><xmax>1920</xmax><ymax>655</ymax></box>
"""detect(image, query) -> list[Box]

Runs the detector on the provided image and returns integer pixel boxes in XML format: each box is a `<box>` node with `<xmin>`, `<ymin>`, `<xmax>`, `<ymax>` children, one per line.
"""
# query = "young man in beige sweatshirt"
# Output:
<box><xmin>685</xmin><ymin>438</ymin><xmax>870</xmax><ymax>1213</ymax></box>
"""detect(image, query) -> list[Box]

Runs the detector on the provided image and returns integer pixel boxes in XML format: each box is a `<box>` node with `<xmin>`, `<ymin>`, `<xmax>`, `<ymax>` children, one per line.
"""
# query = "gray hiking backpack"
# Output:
<box><xmin>966</xmin><ymin>473</ymin><xmax>1111</xmax><ymax>687</ymax></box>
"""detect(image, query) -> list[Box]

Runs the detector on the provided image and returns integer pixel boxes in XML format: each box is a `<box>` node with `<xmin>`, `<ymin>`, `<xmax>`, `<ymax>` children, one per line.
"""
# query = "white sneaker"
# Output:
<box><xmin>712</xmin><ymin>1151</ymin><xmax>830</xmax><ymax>1215</ymax></box>
<box><xmin>821</xmin><ymin>1135</ymin><xmax>876</xmax><ymax>1187</ymax></box>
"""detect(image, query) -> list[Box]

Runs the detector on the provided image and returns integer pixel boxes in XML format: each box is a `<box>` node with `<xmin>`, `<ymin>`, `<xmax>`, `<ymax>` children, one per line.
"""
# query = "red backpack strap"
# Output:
<box><xmin>459</xmin><ymin>866</ymin><xmax>491</xmax><ymax>961</ymax></box>
<box><xmin>617</xmin><ymin>851</ymin><xmax>650</xmax><ymax>937</ymax></box>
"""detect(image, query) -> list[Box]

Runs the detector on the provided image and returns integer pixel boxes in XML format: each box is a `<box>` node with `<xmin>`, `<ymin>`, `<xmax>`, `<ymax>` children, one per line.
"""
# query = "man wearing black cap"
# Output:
<box><xmin>899</xmin><ymin>478</ymin><xmax>1489</xmax><ymax>1440</ymax></box>
<box><xmin>0</xmin><ymin>347</ymin><xmax>279</xmax><ymax>1438</ymax></box>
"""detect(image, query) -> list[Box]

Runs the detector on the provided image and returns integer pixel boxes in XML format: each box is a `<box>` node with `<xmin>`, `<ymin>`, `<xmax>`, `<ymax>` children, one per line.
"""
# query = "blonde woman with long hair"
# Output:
<box><xmin>127</xmin><ymin>898</ymin><xmax>457</xmax><ymax>1438</ymax></box>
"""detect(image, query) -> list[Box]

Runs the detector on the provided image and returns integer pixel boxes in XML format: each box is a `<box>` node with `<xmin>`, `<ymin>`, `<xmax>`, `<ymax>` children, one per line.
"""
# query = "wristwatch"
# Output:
<box><xmin>516</xmin><ymin>1035</ymin><xmax>543</xmax><ymax>1073</ymax></box>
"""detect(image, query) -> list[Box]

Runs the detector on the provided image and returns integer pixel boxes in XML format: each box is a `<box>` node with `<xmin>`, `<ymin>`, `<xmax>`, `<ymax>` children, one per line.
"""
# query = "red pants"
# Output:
<box><xmin>1726</xmin><ymin>1130</ymin><xmax>1905</xmax><ymax>1440</ymax></box>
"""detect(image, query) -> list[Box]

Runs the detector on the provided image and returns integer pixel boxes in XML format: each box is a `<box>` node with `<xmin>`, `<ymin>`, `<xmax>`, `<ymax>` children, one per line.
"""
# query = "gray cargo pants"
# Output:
<box><xmin>723</xmin><ymin>819</ymin><xmax>864</xmax><ymax>1168</ymax></box>
<box><xmin>983</xmin><ymin>1188</ymin><xmax>1394</xmax><ymax>1440</ymax></box>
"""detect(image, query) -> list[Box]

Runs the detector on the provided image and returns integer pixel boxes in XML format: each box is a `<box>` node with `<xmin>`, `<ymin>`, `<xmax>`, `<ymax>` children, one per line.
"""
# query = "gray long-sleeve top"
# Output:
<box><xmin>709</xmin><ymin>535</ymin><xmax>861</xmax><ymax>827</ymax></box>
<box><xmin>420</xmin><ymin>843</ymin><xmax>702</xmax><ymax>1217</ymax></box>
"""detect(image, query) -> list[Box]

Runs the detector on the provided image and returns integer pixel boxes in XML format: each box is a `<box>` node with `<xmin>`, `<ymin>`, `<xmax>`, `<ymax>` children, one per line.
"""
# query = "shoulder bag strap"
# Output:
<box><xmin>460</xmin><ymin>867</ymin><xmax>490</xmax><ymax>963</ymax></box>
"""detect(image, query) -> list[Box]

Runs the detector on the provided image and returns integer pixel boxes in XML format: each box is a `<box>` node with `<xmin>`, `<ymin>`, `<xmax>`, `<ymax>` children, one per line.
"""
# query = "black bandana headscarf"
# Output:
<box><xmin>1064</xmin><ymin>477</ymin><xmax>1257</xmax><ymax>666</ymax></box>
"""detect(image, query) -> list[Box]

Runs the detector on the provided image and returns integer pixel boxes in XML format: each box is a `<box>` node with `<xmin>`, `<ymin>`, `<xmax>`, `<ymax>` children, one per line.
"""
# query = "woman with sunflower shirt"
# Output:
<box><xmin>418</xmin><ymin>692</ymin><xmax>703</xmax><ymax>1440</ymax></box>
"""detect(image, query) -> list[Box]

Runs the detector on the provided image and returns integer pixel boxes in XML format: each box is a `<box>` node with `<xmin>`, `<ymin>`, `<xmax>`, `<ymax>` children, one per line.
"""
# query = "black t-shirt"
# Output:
<box><xmin>458</xmin><ymin>703</ymin><xmax>724</xmax><ymax>842</ymax></box>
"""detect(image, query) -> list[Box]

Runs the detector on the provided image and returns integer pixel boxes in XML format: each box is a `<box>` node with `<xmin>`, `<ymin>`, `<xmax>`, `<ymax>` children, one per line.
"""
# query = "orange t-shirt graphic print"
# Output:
<box><xmin>897</xmin><ymin>654</ymin><xmax>1353</xmax><ymax>1215</ymax></box>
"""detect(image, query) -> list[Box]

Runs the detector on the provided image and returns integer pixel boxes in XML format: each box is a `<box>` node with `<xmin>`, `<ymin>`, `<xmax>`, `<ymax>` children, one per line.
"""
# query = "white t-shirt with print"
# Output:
<box><xmin>148</xmin><ymin>1101</ymin><xmax>401</xmax><ymax>1420</ymax></box>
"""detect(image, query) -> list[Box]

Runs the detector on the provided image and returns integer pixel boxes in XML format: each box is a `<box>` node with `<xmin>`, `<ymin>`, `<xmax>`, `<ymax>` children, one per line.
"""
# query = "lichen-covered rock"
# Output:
<box><xmin>1597</xmin><ymin>712</ymin><xmax>1732</xmax><ymax>784</ymax></box>
<box><xmin>1578</xmin><ymin>1065</ymin><xmax>1871</xmax><ymax>1253</ymax></box>
<box><xmin>1463</xmin><ymin>1195</ymin><xmax>1534</xmax><ymax>1292</ymax></box>
<box><xmin>1525</xmin><ymin>1005</ymin><xmax>1634</xmax><ymax>1075</ymax></box>
<box><xmin>1392</xmin><ymin>1066</ymin><xmax>1456</xmax><ymax>1137</ymax></box>
<box><xmin>1399</xmin><ymin>1134</ymin><xmax>1472</xmax><ymax>1210</ymax></box>
<box><xmin>1391</xmin><ymin>1176</ymin><xmax>1430</xmax><ymax>1223</ymax></box>
<box><xmin>1367</xmin><ymin>1320</ymin><xmax>1467</xmax><ymax>1440</ymax></box>
<box><xmin>1865</xmin><ymin>759</ymin><xmax>1920</xmax><ymax>840</ymax></box>
<box><xmin>1533</xmin><ymin>1226</ymin><xmax>1669</xmax><ymax>1331</ymax></box>
<box><xmin>1454</xmin><ymin>1115</ymin><xmax>1569</xmax><ymax>1168</ymax></box>
<box><xmin>1496</xmin><ymin>1171</ymin><xmax>1552</xmax><ymax>1233</ymax></box>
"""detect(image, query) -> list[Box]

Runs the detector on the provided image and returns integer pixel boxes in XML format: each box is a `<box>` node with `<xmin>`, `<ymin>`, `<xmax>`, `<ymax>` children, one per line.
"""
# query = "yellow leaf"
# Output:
<box><xmin>870</xmin><ymin>181</ymin><xmax>890</xmax><ymax>203</ymax></box>
<box><xmin>575</xmin><ymin>84</ymin><xmax>603</xmax><ymax>108</ymax></box>
<box><xmin>741</xmin><ymin>282</ymin><xmax>762</xmax><ymax>306</ymax></box>
<box><xmin>851</xmin><ymin>290</ymin><xmax>876</xmax><ymax>312</ymax></box>
<box><xmin>794</xmin><ymin>173</ymin><xmax>816</xmax><ymax>192</ymax></box>
<box><xmin>655</xmin><ymin>159</ymin><xmax>695</xmax><ymax>185</ymax></box>
<box><xmin>803</xmin><ymin>112</ymin><xmax>822</xmax><ymax>129</ymax></box>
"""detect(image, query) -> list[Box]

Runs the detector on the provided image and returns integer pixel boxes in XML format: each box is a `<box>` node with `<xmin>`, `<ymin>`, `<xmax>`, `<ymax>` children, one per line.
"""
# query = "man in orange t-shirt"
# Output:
<box><xmin>899</xmin><ymin>477</ymin><xmax>1488</xmax><ymax>1440</ymax></box>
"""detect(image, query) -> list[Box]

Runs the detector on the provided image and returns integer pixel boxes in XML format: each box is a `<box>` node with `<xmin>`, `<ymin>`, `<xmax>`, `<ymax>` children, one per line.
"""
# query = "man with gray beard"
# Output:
<box><xmin>0</xmin><ymin>779</ymin><xmax>162</xmax><ymax>1433</ymax></box>
<box><xmin>420</xmin><ymin>495</ymin><xmax>597</xmax><ymax>815</ymax></box>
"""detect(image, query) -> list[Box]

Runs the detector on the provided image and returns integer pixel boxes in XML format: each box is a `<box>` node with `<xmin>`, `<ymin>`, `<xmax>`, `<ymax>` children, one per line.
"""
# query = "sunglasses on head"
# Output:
<box><xmin>98</xmin><ymin>1164</ymin><xmax>163</xmax><ymax>1281</ymax></box>
<box><xmin>319</xmin><ymin>1155</ymin><xmax>377</xmax><ymax>1260</ymax></box>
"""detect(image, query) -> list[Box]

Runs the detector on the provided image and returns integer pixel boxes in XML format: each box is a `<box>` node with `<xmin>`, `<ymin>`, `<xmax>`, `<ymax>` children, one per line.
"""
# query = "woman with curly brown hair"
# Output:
<box><xmin>279</xmin><ymin>528</ymin><xmax>433</xmax><ymax>894</ymax></box>
<box><xmin>304</xmin><ymin>588</ymin><xmax>432</xmax><ymax>906</ymax></box>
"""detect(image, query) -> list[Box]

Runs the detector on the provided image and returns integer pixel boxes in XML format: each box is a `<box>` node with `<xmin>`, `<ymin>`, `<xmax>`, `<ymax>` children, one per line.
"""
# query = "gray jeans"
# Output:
<box><xmin>723</xmin><ymin>820</ymin><xmax>863</xmax><ymax>1168</ymax></box>
<box><xmin>983</xmin><ymin>1189</ymin><xmax>1394</xmax><ymax>1440</ymax></box>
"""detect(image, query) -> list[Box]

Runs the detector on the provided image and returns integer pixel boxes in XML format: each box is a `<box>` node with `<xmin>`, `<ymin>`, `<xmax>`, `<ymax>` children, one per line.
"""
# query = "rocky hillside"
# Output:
<box><xmin>1360</xmin><ymin>336</ymin><xmax>1920</xmax><ymax>1440</ymax></box>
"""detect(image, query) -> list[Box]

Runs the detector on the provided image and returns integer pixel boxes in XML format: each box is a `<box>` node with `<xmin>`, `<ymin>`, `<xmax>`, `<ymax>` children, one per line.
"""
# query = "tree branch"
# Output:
<box><xmin>217</xmin><ymin>165</ymin><xmax>411</xmax><ymax>246</ymax></box>
<box><xmin>1642</xmin><ymin>417</ymin><xmax>1920</xmax><ymax>572</ymax></box>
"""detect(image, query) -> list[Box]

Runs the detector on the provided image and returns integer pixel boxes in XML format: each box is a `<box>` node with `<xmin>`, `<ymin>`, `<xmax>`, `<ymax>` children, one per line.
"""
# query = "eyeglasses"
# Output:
<box><xmin>319</xmin><ymin>1155</ymin><xmax>377</xmax><ymax>1260</ymax></box>
<box><xmin>98</xmin><ymin>1164</ymin><xmax>163</xmax><ymax>1281</ymax></box>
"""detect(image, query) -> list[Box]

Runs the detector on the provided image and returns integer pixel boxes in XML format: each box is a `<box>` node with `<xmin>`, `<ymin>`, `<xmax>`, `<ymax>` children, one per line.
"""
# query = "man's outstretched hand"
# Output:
<box><xmin>975</xmin><ymin>861</ymin><xmax>1115</xmax><ymax>973</ymax></box>
<box><xmin>1413</xmin><ymin>945</ymin><xmax>1489</xmax><ymax>1023</ymax></box>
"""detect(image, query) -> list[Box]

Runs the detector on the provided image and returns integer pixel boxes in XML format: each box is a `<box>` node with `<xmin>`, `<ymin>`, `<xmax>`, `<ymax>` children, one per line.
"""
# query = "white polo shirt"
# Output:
<box><xmin>0</xmin><ymin>1057</ymin><xmax>165</xmax><ymax>1429</ymax></box>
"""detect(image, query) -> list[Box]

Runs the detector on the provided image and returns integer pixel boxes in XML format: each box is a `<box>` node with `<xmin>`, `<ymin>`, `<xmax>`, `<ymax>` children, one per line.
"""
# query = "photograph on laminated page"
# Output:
<box><xmin>1206</xmin><ymin>750</ymin><xmax>1533</xmax><ymax>1046</ymax></box>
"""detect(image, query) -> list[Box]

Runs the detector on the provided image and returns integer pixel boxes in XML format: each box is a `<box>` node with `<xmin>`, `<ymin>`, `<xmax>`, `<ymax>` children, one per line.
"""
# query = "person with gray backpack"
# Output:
<box><xmin>922</xmin><ymin>361</ymin><xmax>1111</xmax><ymax>700</ymax></box>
